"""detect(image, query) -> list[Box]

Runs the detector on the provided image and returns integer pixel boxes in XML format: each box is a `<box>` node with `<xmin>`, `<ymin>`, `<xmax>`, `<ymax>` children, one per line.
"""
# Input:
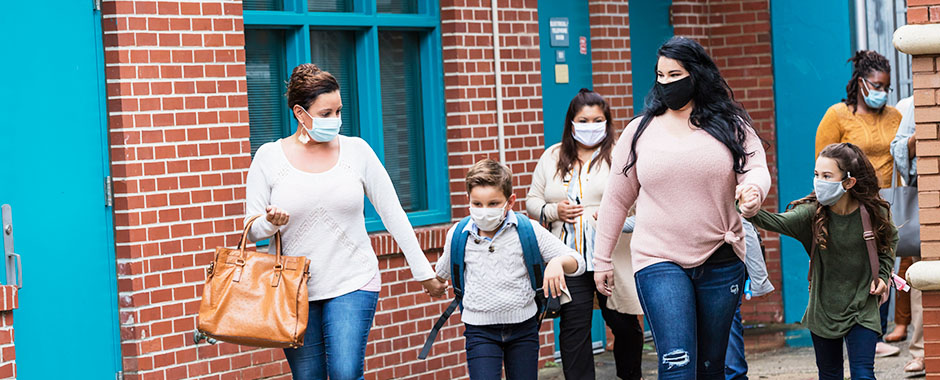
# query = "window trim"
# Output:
<box><xmin>244</xmin><ymin>0</ymin><xmax>451</xmax><ymax>232</ymax></box>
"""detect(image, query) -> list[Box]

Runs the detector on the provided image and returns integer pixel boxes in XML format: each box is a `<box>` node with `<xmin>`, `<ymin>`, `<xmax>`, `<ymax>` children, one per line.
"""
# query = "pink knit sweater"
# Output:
<box><xmin>594</xmin><ymin>116</ymin><xmax>771</xmax><ymax>273</ymax></box>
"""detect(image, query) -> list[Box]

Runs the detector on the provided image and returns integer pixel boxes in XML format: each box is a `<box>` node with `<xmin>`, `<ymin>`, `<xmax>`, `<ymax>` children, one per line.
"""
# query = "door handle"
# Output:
<box><xmin>2</xmin><ymin>204</ymin><xmax>22</xmax><ymax>289</ymax></box>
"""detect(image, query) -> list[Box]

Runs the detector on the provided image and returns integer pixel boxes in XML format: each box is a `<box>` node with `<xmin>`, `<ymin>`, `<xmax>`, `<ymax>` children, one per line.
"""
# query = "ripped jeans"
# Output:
<box><xmin>635</xmin><ymin>259</ymin><xmax>746</xmax><ymax>379</ymax></box>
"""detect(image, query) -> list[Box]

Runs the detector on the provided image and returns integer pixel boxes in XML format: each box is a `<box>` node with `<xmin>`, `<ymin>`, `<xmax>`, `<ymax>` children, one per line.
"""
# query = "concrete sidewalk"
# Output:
<box><xmin>539</xmin><ymin>324</ymin><xmax>924</xmax><ymax>379</ymax></box>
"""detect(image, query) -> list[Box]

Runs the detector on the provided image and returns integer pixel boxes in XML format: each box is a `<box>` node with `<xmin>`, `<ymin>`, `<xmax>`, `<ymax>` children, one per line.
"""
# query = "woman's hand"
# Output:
<box><xmin>266</xmin><ymin>205</ymin><xmax>290</xmax><ymax>226</ymax></box>
<box><xmin>542</xmin><ymin>259</ymin><xmax>568</xmax><ymax>299</ymax></box>
<box><xmin>422</xmin><ymin>277</ymin><xmax>447</xmax><ymax>298</ymax></box>
<box><xmin>736</xmin><ymin>184</ymin><xmax>762</xmax><ymax>218</ymax></box>
<box><xmin>594</xmin><ymin>270</ymin><xmax>614</xmax><ymax>297</ymax></box>
<box><xmin>871</xmin><ymin>278</ymin><xmax>889</xmax><ymax>304</ymax></box>
<box><xmin>557</xmin><ymin>200</ymin><xmax>584</xmax><ymax>224</ymax></box>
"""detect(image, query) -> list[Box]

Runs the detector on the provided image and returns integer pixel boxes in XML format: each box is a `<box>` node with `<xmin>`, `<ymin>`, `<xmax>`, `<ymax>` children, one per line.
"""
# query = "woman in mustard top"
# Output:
<box><xmin>815</xmin><ymin>50</ymin><xmax>901</xmax><ymax>189</ymax></box>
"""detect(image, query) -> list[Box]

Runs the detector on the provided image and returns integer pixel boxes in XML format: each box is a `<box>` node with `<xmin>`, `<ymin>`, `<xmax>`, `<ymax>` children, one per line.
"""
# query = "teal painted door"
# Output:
<box><xmin>771</xmin><ymin>0</ymin><xmax>855</xmax><ymax>322</ymax></box>
<box><xmin>539</xmin><ymin>0</ymin><xmax>593</xmax><ymax>148</ymax></box>
<box><xmin>537</xmin><ymin>0</ymin><xmax>606</xmax><ymax>356</ymax></box>
<box><xmin>629</xmin><ymin>0</ymin><xmax>674</xmax><ymax>114</ymax></box>
<box><xmin>0</xmin><ymin>1</ymin><xmax>121</xmax><ymax>378</ymax></box>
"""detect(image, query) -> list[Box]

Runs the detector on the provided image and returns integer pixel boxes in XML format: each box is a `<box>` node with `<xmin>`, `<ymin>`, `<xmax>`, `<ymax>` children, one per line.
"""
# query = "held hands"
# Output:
<box><xmin>736</xmin><ymin>184</ymin><xmax>762</xmax><ymax>218</ymax></box>
<box><xmin>266</xmin><ymin>205</ymin><xmax>290</xmax><ymax>226</ymax></box>
<box><xmin>594</xmin><ymin>270</ymin><xmax>614</xmax><ymax>297</ymax></box>
<box><xmin>422</xmin><ymin>277</ymin><xmax>448</xmax><ymax>298</ymax></box>
<box><xmin>871</xmin><ymin>278</ymin><xmax>889</xmax><ymax>305</ymax></box>
<box><xmin>557</xmin><ymin>200</ymin><xmax>584</xmax><ymax>224</ymax></box>
<box><xmin>542</xmin><ymin>259</ymin><xmax>568</xmax><ymax>299</ymax></box>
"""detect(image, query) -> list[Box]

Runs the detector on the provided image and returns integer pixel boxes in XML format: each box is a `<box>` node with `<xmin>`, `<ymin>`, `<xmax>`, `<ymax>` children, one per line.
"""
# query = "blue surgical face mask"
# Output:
<box><xmin>862</xmin><ymin>79</ymin><xmax>888</xmax><ymax>109</ymax></box>
<box><xmin>813</xmin><ymin>173</ymin><xmax>850</xmax><ymax>206</ymax></box>
<box><xmin>301</xmin><ymin>108</ymin><xmax>342</xmax><ymax>142</ymax></box>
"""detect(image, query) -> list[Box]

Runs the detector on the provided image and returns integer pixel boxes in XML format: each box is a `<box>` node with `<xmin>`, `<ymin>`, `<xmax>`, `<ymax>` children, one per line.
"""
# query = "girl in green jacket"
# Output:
<box><xmin>743</xmin><ymin>142</ymin><xmax>895</xmax><ymax>380</ymax></box>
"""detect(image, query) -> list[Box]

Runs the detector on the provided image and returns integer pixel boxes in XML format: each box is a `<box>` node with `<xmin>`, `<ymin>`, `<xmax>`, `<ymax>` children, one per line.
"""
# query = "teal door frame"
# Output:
<box><xmin>770</xmin><ymin>0</ymin><xmax>857</xmax><ymax>323</ymax></box>
<box><xmin>628</xmin><ymin>0</ymin><xmax>674</xmax><ymax>114</ymax></box>
<box><xmin>0</xmin><ymin>1</ymin><xmax>122</xmax><ymax>376</ymax></box>
<box><xmin>537</xmin><ymin>0</ymin><xmax>607</xmax><ymax>355</ymax></box>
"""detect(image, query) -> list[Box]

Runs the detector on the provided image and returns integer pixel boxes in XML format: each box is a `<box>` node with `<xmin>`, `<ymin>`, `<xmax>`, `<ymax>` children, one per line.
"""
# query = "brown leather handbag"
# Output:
<box><xmin>197</xmin><ymin>214</ymin><xmax>311</xmax><ymax>348</ymax></box>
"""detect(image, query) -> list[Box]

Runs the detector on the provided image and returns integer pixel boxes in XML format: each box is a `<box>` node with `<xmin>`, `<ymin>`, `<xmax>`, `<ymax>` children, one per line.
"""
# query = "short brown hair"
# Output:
<box><xmin>466</xmin><ymin>159</ymin><xmax>513</xmax><ymax>198</ymax></box>
<box><xmin>286</xmin><ymin>63</ymin><xmax>339</xmax><ymax>117</ymax></box>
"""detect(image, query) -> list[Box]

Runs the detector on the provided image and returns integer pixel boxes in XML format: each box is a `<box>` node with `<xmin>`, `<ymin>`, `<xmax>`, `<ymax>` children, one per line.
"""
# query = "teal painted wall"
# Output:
<box><xmin>771</xmin><ymin>0</ymin><xmax>856</xmax><ymax>323</ymax></box>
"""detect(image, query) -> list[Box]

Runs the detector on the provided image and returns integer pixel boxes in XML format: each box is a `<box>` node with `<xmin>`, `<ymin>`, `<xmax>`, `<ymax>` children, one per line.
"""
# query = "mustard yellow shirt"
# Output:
<box><xmin>815</xmin><ymin>102</ymin><xmax>902</xmax><ymax>188</ymax></box>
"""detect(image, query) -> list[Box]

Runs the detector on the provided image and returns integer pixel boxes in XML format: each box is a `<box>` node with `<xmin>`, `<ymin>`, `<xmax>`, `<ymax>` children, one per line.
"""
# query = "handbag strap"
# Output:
<box><xmin>236</xmin><ymin>214</ymin><xmax>283</xmax><ymax>262</ymax></box>
<box><xmin>807</xmin><ymin>204</ymin><xmax>879</xmax><ymax>285</ymax></box>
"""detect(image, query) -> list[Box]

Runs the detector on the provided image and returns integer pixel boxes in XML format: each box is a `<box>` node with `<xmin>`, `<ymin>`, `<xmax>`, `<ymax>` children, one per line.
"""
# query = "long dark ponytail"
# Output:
<box><xmin>622</xmin><ymin>36</ymin><xmax>754</xmax><ymax>176</ymax></box>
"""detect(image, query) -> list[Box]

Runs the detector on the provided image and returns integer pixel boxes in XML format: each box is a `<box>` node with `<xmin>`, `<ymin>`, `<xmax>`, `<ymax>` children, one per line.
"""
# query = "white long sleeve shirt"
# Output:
<box><xmin>245</xmin><ymin>135</ymin><xmax>435</xmax><ymax>301</ymax></box>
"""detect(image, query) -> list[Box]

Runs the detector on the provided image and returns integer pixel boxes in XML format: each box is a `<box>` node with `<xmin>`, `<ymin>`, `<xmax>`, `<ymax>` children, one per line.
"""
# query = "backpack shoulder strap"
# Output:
<box><xmin>419</xmin><ymin>216</ymin><xmax>471</xmax><ymax>360</ymax></box>
<box><xmin>450</xmin><ymin>216</ymin><xmax>473</xmax><ymax>298</ymax></box>
<box><xmin>515</xmin><ymin>212</ymin><xmax>543</xmax><ymax>293</ymax></box>
<box><xmin>858</xmin><ymin>205</ymin><xmax>881</xmax><ymax>284</ymax></box>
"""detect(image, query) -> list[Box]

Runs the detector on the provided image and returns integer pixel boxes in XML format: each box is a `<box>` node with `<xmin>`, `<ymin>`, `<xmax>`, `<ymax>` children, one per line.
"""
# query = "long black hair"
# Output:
<box><xmin>843</xmin><ymin>50</ymin><xmax>891</xmax><ymax>113</ymax></box>
<box><xmin>622</xmin><ymin>36</ymin><xmax>754</xmax><ymax>176</ymax></box>
<box><xmin>555</xmin><ymin>88</ymin><xmax>615</xmax><ymax>179</ymax></box>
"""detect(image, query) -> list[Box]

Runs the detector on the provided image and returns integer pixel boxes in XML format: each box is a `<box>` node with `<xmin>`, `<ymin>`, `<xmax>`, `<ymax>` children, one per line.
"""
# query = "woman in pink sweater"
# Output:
<box><xmin>593</xmin><ymin>37</ymin><xmax>771</xmax><ymax>379</ymax></box>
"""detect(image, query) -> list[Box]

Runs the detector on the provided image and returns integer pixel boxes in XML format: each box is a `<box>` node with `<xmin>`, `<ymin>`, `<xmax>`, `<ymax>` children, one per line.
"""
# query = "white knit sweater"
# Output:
<box><xmin>435</xmin><ymin>212</ymin><xmax>585</xmax><ymax>325</ymax></box>
<box><xmin>245</xmin><ymin>136</ymin><xmax>436</xmax><ymax>301</ymax></box>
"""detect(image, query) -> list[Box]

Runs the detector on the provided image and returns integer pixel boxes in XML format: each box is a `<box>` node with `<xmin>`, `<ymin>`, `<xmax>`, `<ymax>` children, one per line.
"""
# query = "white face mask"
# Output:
<box><xmin>814</xmin><ymin>175</ymin><xmax>849</xmax><ymax>206</ymax></box>
<box><xmin>301</xmin><ymin>108</ymin><xmax>342</xmax><ymax>142</ymax></box>
<box><xmin>572</xmin><ymin>121</ymin><xmax>607</xmax><ymax>147</ymax></box>
<box><xmin>469</xmin><ymin>203</ymin><xmax>508</xmax><ymax>232</ymax></box>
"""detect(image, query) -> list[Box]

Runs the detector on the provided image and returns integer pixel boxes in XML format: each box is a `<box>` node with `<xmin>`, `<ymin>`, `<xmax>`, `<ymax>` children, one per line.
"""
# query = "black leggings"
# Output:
<box><xmin>558</xmin><ymin>271</ymin><xmax>644</xmax><ymax>380</ymax></box>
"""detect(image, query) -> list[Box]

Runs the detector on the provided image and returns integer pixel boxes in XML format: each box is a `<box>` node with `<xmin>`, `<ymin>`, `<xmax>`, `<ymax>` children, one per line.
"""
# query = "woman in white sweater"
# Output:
<box><xmin>244</xmin><ymin>63</ymin><xmax>446</xmax><ymax>380</ymax></box>
<box><xmin>526</xmin><ymin>89</ymin><xmax>644</xmax><ymax>380</ymax></box>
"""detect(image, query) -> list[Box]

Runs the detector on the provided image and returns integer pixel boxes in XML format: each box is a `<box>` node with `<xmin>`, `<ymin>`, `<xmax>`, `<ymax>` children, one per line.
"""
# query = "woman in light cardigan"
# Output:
<box><xmin>527</xmin><ymin>89</ymin><xmax>644</xmax><ymax>380</ymax></box>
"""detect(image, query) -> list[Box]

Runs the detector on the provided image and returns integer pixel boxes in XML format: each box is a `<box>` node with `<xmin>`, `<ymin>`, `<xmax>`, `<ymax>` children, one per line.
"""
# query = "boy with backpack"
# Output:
<box><xmin>428</xmin><ymin>159</ymin><xmax>584</xmax><ymax>379</ymax></box>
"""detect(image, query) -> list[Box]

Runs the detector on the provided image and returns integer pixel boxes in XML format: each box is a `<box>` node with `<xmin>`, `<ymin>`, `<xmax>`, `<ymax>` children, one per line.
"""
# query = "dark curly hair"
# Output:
<box><xmin>286</xmin><ymin>63</ymin><xmax>339</xmax><ymax>119</ymax></box>
<box><xmin>843</xmin><ymin>50</ymin><xmax>891</xmax><ymax>113</ymax></box>
<box><xmin>788</xmin><ymin>143</ymin><xmax>893</xmax><ymax>254</ymax></box>
<box><xmin>623</xmin><ymin>36</ymin><xmax>754</xmax><ymax>176</ymax></box>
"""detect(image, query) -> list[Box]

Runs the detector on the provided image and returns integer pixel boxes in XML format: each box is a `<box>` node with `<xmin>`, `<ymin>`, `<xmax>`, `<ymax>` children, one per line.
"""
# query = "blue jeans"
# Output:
<box><xmin>811</xmin><ymin>324</ymin><xmax>878</xmax><ymax>380</ymax></box>
<box><xmin>283</xmin><ymin>290</ymin><xmax>379</xmax><ymax>380</ymax></box>
<box><xmin>724</xmin><ymin>298</ymin><xmax>747</xmax><ymax>380</ymax></box>
<box><xmin>635</xmin><ymin>260</ymin><xmax>746</xmax><ymax>380</ymax></box>
<box><xmin>463</xmin><ymin>315</ymin><xmax>540</xmax><ymax>380</ymax></box>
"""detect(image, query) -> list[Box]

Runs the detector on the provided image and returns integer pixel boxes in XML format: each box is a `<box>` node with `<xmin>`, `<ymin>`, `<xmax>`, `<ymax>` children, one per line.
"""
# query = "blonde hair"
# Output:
<box><xmin>466</xmin><ymin>159</ymin><xmax>513</xmax><ymax>198</ymax></box>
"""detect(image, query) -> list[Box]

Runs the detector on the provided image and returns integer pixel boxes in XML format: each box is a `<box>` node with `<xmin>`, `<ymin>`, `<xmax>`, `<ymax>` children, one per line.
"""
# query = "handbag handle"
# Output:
<box><xmin>236</xmin><ymin>214</ymin><xmax>283</xmax><ymax>263</ymax></box>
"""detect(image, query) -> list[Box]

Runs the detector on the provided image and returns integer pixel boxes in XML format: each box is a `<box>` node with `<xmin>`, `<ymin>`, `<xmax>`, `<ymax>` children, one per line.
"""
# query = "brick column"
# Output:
<box><xmin>0</xmin><ymin>286</ymin><xmax>17</xmax><ymax>379</ymax></box>
<box><xmin>100</xmin><ymin>1</ymin><xmax>290</xmax><ymax>378</ymax></box>
<box><xmin>897</xmin><ymin>1</ymin><xmax>940</xmax><ymax>378</ymax></box>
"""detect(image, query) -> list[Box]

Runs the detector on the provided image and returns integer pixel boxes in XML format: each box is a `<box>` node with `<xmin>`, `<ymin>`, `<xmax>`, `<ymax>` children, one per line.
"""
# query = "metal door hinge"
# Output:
<box><xmin>105</xmin><ymin>176</ymin><xmax>113</xmax><ymax>207</ymax></box>
<box><xmin>93</xmin><ymin>0</ymin><xmax>101</xmax><ymax>11</ymax></box>
<box><xmin>116</xmin><ymin>371</ymin><xmax>123</xmax><ymax>380</ymax></box>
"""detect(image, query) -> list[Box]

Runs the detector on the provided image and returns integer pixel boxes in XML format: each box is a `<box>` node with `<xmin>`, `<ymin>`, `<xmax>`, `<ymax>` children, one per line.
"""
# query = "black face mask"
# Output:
<box><xmin>657</xmin><ymin>76</ymin><xmax>694</xmax><ymax>110</ymax></box>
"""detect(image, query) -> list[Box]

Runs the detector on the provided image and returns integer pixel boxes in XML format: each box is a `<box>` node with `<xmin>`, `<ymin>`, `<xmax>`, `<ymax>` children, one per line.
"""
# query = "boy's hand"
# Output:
<box><xmin>543</xmin><ymin>259</ymin><xmax>568</xmax><ymax>299</ymax></box>
<box><xmin>594</xmin><ymin>270</ymin><xmax>614</xmax><ymax>296</ymax></box>
<box><xmin>422</xmin><ymin>278</ymin><xmax>447</xmax><ymax>298</ymax></box>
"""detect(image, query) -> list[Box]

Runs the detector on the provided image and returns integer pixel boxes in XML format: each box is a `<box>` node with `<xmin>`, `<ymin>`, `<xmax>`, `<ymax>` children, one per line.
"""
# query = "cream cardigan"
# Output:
<box><xmin>526</xmin><ymin>143</ymin><xmax>642</xmax><ymax>315</ymax></box>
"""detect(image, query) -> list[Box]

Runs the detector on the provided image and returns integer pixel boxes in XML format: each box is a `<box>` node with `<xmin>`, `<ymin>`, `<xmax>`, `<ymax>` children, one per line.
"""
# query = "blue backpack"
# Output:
<box><xmin>418</xmin><ymin>212</ymin><xmax>558</xmax><ymax>359</ymax></box>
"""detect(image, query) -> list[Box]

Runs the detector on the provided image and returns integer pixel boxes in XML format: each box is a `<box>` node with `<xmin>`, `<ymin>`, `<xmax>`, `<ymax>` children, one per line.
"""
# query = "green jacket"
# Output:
<box><xmin>747</xmin><ymin>202</ymin><xmax>896</xmax><ymax>339</ymax></box>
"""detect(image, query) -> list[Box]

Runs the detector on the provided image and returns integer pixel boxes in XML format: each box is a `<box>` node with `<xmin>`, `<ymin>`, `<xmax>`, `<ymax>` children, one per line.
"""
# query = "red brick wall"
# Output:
<box><xmin>590</xmin><ymin>0</ymin><xmax>634</xmax><ymax>127</ymax></box>
<box><xmin>100</xmin><ymin>0</ymin><xmax>290</xmax><ymax>378</ymax></box>
<box><xmin>0</xmin><ymin>286</ymin><xmax>17</xmax><ymax>379</ymax></box>
<box><xmin>671</xmin><ymin>0</ymin><xmax>783</xmax><ymax>323</ymax></box>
